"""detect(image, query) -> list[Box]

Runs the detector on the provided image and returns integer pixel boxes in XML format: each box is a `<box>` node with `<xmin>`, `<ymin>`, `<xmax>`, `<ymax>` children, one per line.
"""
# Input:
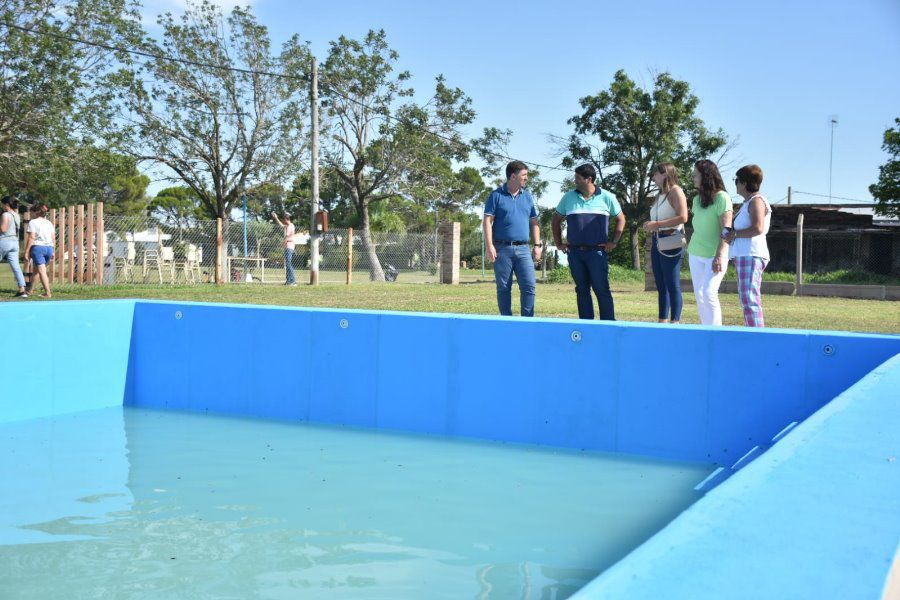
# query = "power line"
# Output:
<box><xmin>0</xmin><ymin>20</ymin><xmax>307</xmax><ymax>82</ymax></box>
<box><xmin>4</xmin><ymin>18</ymin><xmax>572</xmax><ymax>182</ymax></box>
<box><xmin>793</xmin><ymin>190</ymin><xmax>873</xmax><ymax>203</ymax></box>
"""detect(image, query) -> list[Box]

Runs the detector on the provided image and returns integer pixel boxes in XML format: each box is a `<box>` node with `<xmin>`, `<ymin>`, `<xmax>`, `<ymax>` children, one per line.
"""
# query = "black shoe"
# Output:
<box><xmin>14</xmin><ymin>291</ymin><xmax>28</xmax><ymax>298</ymax></box>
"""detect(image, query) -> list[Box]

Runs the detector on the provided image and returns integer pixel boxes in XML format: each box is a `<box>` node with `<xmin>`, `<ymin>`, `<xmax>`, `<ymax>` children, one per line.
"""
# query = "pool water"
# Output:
<box><xmin>0</xmin><ymin>407</ymin><xmax>713</xmax><ymax>599</ymax></box>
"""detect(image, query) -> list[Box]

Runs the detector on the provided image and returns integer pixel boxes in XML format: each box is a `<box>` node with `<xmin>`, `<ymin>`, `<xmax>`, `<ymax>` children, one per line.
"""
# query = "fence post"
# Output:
<box><xmin>795</xmin><ymin>213</ymin><xmax>804</xmax><ymax>296</ymax></box>
<box><xmin>439</xmin><ymin>221</ymin><xmax>460</xmax><ymax>284</ymax></box>
<box><xmin>76</xmin><ymin>204</ymin><xmax>85</xmax><ymax>284</ymax></box>
<box><xmin>49</xmin><ymin>209</ymin><xmax>57</xmax><ymax>282</ymax></box>
<box><xmin>97</xmin><ymin>202</ymin><xmax>104</xmax><ymax>286</ymax></box>
<box><xmin>22</xmin><ymin>208</ymin><xmax>31</xmax><ymax>288</ymax></box>
<box><xmin>67</xmin><ymin>206</ymin><xmax>75</xmax><ymax>283</ymax></box>
<box><xmin>87</xmin><ymin>203</ymin><xmax>95</xmax><ymax>284</ymax></box>
<box><xmin>346</xmin><ymin>227</ymin><xmax>353</xmax><ymax>285</ymax></box>
<box><xmin>215</xmin><ymin>217</ymin><xmax>223</xmax><ymax>284</ymax></box>
<box><xmin>56</xmin><ymin>206</ymin><xmax>65</xmax><ymax>284</ymax></box>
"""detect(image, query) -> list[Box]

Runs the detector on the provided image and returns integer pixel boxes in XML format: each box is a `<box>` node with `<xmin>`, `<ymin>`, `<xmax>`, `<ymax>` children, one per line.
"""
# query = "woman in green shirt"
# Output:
<box><xmin>687</xmin><ymin>160</ymin><xmax>732</xmax><ymax>325</ymax></box>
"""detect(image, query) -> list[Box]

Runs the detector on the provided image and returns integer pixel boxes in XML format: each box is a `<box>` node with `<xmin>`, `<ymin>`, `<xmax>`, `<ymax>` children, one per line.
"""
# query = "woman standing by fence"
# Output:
<box><xmin>644</xmin><ymin>163</ymin><xmax>689</xmax><ymax>323</ymax></box>
<box><xmin>727</xmin><ymin>165</ymin><xmax>771</xmax><ymax>327</ymax></box>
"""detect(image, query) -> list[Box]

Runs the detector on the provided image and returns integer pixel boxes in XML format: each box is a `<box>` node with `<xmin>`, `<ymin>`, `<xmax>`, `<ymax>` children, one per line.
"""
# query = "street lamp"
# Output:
<box><xmin>828</xmin><ymin>115</ymin><xmax>839</xmax><ymax>204</ymax></box>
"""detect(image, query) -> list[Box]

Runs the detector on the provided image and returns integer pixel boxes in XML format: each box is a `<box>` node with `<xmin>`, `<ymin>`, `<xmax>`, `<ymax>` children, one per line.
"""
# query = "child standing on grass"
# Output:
<box><xmin>24</xmin><ymin>203</ymin><xmax>55</xmax><ymax>299</ymax></box>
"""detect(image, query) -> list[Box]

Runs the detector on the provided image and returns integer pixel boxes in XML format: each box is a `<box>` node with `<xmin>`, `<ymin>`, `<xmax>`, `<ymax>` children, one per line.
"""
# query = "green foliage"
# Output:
<box><xmin>317</xmin><ymin>29</ymin><xmax>478</xmax><ymax>280</ymax></box>
<box><xmin>0</xmin><ymin>0</ymin><xmax>141</xmax><ymax>196</ymax></box>
<box><xmin>106</xmin><ymin>1</ymin><xmax>310</xmax><ymax>219</ymax></box>
<box><xmin>105</xmin><ymin>166</ymin><xmax>150</xmax><ymax>216</ymax></box>
<box><xmin>150</xmin><ymin>186</ymin><xmax>207</xmax><ymax>227</ymax></box>
<box><xmin>870</xmin><ymin>118</ymin><xmax>900</xmax><ymax>218</ymax></box>
<box><xmin>560</xmin><ymin>70</ymin><xmax>729</xmax><ymax>269</ymax></box>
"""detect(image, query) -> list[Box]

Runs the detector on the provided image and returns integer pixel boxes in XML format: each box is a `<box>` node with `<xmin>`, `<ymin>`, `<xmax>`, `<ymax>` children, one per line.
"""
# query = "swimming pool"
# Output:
<box><xmin>3</xmin><ymin>299</ymin><xmax>899</xmax><ymax>598</ymax></box>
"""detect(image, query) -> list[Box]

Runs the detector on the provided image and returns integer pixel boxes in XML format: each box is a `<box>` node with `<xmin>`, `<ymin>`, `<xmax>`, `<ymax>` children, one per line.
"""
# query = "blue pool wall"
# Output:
<box><xmin>124</xmin><ymin>300</ymin><xmax>900</xmax><ymax>465</ymax></box>
<box><xmin>1</xmin><ymin>300</ymin><xmax>134</xmax><ymax>424</ymax></box>
<box><xmin>574</xmin><ymin>352</ymin><xmax>900</xmax><ymax>600</ymax></box>
<box><xmin>3</xmin><ymin>299</ymin><xmax>899</xmax><ymax>599</ymax></box>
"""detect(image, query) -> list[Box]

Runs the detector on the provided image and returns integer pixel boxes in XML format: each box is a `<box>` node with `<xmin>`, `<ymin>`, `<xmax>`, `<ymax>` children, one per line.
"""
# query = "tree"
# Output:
<box><xmin>315</xmin><ymin>29</ymin><xmax>475</xmax><ymax>281</ymax></box>
<box><xmin>104</xmin><ymin>166</ymin><xmax>150</xmax><ymax>216</ymax></box>
<box><xmin>0</xmin><ymin>0</ymin><xmax>141</xmax><ymax>200</ymax></box>
<box><xmin>105</xmin><ymin>1</ymin><xmax>309</xmax><ymax>220</ymax></box>
<box><xmin>870</xmin><ymin>118</ymin><xmax>900</xmax><ymax>218</ymax></box>
<box><xmin>556</xmin><ymin>70</ymin><xmax>730</xmax><ymax>269</ymax></box>
<box><xmin>150</xmin><ymin>186</ymin><xmax>205</xmax><ymax>229</ymax></box>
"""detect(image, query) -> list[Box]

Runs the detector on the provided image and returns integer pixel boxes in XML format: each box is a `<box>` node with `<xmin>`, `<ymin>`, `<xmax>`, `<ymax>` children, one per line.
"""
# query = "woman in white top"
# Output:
<box><xmin>643</xmin><ymin>163</ymin><xmax>689</xmax><ymax>323</ymax></box>
<box><xmin>24</xmin><ymin>203</ymin><xmax>55</xmax><ymax>298</ymax></box>
<box><xmin>725</xmin><ymin>165</ymin><xmax>771</xmax><ymax>327</ymax></box>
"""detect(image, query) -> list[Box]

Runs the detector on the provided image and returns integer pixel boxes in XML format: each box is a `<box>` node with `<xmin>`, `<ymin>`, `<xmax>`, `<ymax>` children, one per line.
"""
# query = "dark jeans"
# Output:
<box><xmin>493</xmin><ymin>244</ymin><xmax>536</xmax><ymax>316</ymax></box>
<box><xmin>650</xmin><ymin>235</ymin><xmax>683</xmax><ymax>321</ymax></box>
<box><xmin>568</xmin><ymin>247</ymin><xmax>615</xmax><ymax>320</ymax></box>
<box><xmin>284</xmin><ymin>248</ymin><xmax>296</xmax><ymax>284</ymax></box>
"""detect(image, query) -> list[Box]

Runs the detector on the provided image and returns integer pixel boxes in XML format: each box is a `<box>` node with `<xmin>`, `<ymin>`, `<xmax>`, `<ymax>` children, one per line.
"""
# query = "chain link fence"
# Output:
<box><xmin>767</xmin><ymin>229</ymin><xmax>900</xmax><ymax>285</ymax></box>
<box><xmin>64</xmin><ymin>215</ymin><xmax>444</xmax><ymax>286</ymax></box>
<box><xmin>103</xmin><ymin>216</ymin><xmax>218</xmax><ymax>284</ymax></box>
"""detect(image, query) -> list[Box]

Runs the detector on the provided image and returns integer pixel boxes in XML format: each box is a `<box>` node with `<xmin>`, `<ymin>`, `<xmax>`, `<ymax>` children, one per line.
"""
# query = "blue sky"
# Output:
<box><xmin>144</xmin><ymin>0</ymin><xmax>900</xmax><ymax>207</ymax></box>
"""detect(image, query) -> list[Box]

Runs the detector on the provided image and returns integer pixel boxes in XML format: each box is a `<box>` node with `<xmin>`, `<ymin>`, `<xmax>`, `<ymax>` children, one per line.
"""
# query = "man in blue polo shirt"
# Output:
<box><xmin>483</xmin><ymin>161</ymin><xmax>542</xmax><ymax>316</ymax></box>
<box><xmin>552</xmin><ymin>164</ymin><xmax>626</xmax><ymax>320</ymax></box>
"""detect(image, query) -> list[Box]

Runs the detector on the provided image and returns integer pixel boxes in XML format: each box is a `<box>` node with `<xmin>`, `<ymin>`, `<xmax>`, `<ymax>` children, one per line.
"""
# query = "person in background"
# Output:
<box><xmin>0</xmin><ymin>196</ymin><xmax>27</xmax><ymax>297</ymax></box>
<box><xmin>726</xmin><ymin>165</ymin><xmax>771</xmax><ymax>327</ymax></box>
<box><xmin>552</xmin><ymin>164</ymin><xmax>625</xmax><ymax>320</ymax></box>
<box><xmin>643</xmin><ymin>163</ymin><xmax>689</xmax><ymax>323</ymax></box>
<box><xmin>687</xmin><ymin>160</ymin><xmax>732</xmax><ymax>325</ymax></box>
<box><xmin>483</xmin><ymin>160</ymin><xmax>542</xmax><ymax>316</ymax></box>
<box><xmin>24</xmin><ymin>203</ymin><xmax>55</xmax><ymax>298</ymax></box>
<box><xmin>271</xmin><ymin>211</ymin><xmax>297</xmax><ymax>286</ymax></box>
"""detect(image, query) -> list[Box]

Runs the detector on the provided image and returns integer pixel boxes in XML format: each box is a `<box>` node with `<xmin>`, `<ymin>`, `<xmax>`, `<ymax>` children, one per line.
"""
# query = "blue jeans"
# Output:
<box><xmin>284</xmin><ymin>248</ymin><xmax>296</xmax><ymax>284</ymax></box>
<box><xmin>493</xmin><ymin>244</ymin><xmax>536</xmax><ymax>316</ymax></box>
<box><xmin>568</xmin><ymin>247</ymin><xmax>615</xmax><ymax>320</ymax></box>
<box><xmin>650</xmin><ymin>235</ymin><xmax>684</xmax><ymax>321</ymax></box>
<box><xmin>0</xmin><ymin>239</ymin><xmax>25</xmax><ymax>288</ymax></box>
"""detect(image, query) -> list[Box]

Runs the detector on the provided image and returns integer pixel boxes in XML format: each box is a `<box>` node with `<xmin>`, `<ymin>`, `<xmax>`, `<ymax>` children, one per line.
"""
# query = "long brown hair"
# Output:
<box><xmin>694</xmin><ymin>159</ymin><xmax>726</xmax><ymax>208</ymax></box>
<box><xmin>655</xmin><ymin>162</ymin><xmax>680</xmax><ymax>193</ymax></box>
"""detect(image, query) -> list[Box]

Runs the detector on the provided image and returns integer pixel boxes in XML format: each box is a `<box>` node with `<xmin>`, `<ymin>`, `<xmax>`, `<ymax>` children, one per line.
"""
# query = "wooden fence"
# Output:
<box><xmin>28</xmin><ymin>202</ymin><xmax>105</xmax><ymax>286</ymax></box>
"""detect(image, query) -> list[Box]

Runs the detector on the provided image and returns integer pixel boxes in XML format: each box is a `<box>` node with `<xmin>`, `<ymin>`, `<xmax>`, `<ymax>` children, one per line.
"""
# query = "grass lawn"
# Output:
<box><xmin>2</xmin><ymin>265</ymin><xmax>898</xmax><ymax>334</ymax></box>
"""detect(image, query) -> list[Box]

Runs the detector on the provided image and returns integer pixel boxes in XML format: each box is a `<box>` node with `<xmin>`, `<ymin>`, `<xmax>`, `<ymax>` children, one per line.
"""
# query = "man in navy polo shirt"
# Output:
<box><xmin>483</xmin><ymin>161</ymin><xmax>542</xmax><ymax>316</ymax></box>
<box><xmin>552</xmin><ymin>164</ymin><xmax>626</xmax><ymax>320</ymax></box>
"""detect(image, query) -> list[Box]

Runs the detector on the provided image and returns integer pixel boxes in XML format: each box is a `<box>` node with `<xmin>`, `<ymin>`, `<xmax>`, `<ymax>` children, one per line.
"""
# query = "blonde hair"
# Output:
<box><xmin>655</xmin><ymin>162</ymin><xmax>680</xmax><ymax>193</ymax></box>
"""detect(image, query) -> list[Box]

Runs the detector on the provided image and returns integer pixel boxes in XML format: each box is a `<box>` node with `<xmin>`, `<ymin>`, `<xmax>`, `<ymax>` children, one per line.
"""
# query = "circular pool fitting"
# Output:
<box><xmin>175</xmin><ymin>311</ymin><xmax>183</xmax><ymax>320</ymax></box>
<box><xmin>340</xmin><ymin>319</ymin><xmax>349</xmax><ymax>329</ymax></box>
<box><xmin>823</xmin><ymin>344</ymin><xmax>835</xmax><ymax>356</ymax></box>
<box><xmin>571</xmin><ymin>330</ymin><xmax>582</xmax><ymax>343</ymax></box>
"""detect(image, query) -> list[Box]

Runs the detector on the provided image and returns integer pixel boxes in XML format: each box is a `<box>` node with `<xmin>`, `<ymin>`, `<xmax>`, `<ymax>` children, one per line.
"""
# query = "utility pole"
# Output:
<box><xmin>828</xmin><ymin>115</ymin><xmax>838</xmax><ymax>204</ymax></box>
<box><xmin>787</xmin><ymin>186</ymin><xmax>792</xmax><ymax>206</ymax></box>
<box><xmin>309</xmin><ymin>57</ymin><xmax>320</xmax><ymax>285</ymax></box>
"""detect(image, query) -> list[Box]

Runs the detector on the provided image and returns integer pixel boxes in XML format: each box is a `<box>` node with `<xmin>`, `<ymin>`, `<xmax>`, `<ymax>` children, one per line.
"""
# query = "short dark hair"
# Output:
<box><xmin>505</xmin><ymin>160</ymin><xmax>528</xmax><ymax>179</ymax></box>
<box><xmin>735</xmin><ymin>164</ymin><xmax>763</xmax><ymax>193</ymax></box>
<box><xmin>30</xmin><ymin>203</ymin><xmax>48</xmax><ymax>217</ymax></box>
<box><xmin>283</xmin><ymin>213</ymin><xmax>291</xmax><ymax>222</ymax></box>
<box><xmin>574</xmin><ymin>164</ymin><xmax>597</xmax><ymax>183</ymax></box>
<box><xmin>1</xmin><ymin>195</ymin><xmax>18</xmax><ymax>210</ymax></box>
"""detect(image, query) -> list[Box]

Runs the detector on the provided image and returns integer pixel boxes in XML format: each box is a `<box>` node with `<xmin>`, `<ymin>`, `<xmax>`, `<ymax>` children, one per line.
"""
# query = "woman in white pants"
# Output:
<box><xmin>687</xmin><ymin>160</ymin><xmax>732</xmax><ymax>325</ymax></box>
